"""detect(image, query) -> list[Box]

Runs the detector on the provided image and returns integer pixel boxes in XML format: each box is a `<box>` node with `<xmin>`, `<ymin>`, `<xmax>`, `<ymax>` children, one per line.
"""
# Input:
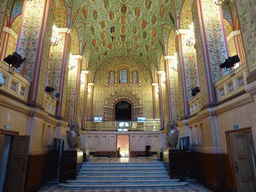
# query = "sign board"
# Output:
<box><xmin>94</xmin><ymin>117</ymin><xmax>102</xmax><ymax>122</ymax></box>
<box><xmin>233</xmin><ymin>124</ymin><xmax>239</xmax><ymax>130</ymax></box>
<box><xmin>4</xmin><ymin>125</ymin><xmax>10</xmax><ymax>130</ymax></box>
<box><xmin>137</xmin><ymin>117</ymin><xmax>146</xmax><ymax>122</ymax></box>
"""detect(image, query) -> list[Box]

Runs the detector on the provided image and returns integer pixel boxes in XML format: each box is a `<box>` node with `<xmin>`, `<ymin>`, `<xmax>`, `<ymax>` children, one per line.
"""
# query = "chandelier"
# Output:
<box><xmin>214</xmin><ymin>0</ymin><xmax>223</xmax><ymax>5</ymax></box>
<box><xmin>51</xmin><ymin>24</ymin><xmax>60</xmax><ymax>46</ymax></box>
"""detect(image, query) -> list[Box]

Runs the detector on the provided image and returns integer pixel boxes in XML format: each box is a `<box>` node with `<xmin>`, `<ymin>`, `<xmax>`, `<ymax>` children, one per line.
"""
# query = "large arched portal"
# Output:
<box><xmin>115</xmin><ymin>101</ymin><xmax>132</xmax><ymax>121</ymax></box>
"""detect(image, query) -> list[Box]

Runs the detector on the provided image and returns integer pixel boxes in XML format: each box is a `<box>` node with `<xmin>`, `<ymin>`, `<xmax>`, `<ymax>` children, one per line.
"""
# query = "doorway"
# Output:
<box><xmin>115</xmin><ymin>101</ymin><xmax>132</xmax><ymax>121</ymax></box>
<box><xmin>225</xmin><ymin>128</ymin><xmax>256</xmax><ymax>192</ymax></box>
<box><xmin>116</xmin><ymin>135</ymin><xmax>129</xmax><ymax>158</ymax></box>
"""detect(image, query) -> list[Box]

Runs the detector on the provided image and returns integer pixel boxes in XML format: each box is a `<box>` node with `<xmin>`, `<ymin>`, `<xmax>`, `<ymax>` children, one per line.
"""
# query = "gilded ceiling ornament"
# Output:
<box><xmin>143</xmin><ymin>31</ymin><xmax>147</xmax><ymax>39</ymax></box>
<box><xmin>91</xmin><ymin>26</ymin><xmax>95</xmax><ymax>35</ymax></box>
<box><xmin>141</xmin><ymin>20</ymin><xmax>146</xmax><ymax>29</ymax></box>
<box><xmin>109</xmin><ymin>11</ymin><xmax>115</xmax><ymax>21</ymax></box>
<box><xmin>127</xmin><ymin>49</ymin><xmax>131</xmax><ymax>54</ymax></box>
<box><xmin>102</xmin><ymin>41</ymin><xmax>107</xmax><ymax>47</ymax></box>
<box><xmin>95</xmin><ymin>47</ymin><xmax>99</xmax><ymax>53</ymax></box>
<box><xmin>151</xmin><ymin>15</ymin><xmax>156</xmax><ymax>25</ymax></box>
<box><xmin>168</xmin><ymin>11</ymin><xmax>175</xmax><ymax>25</ymax></box>
<box><xmin>145</xmin><ymin>45</ymin><xmax>149</xmax><ymax>52</ymax></box>
<box><xmin>104</xmin><ymin>51</ymin><xmax>108</xmax><ymax>56</ymax></box>
<box><xmin>97</xmin><ymin>55</ymin><xmax>101</xmax><ymax>61</ymax></box>
<box><xmin>135</xmin><ymin>7</ymin><xmax>140</xmax><ymax>18</ymax></box>
<box><xmin>160</xmin><ymin>5</ymin><xmax>165</xmax><ymax>18</ymax></box>
<box><xmin>133</xmin><ymin>27</ymin><xmax>137</xmax><ymax>34</ymax></box>
<box><xmin>152</xmin><ymin>29</ymin><xmax>156</xmax><ymax>37</ymax></box>
<box><xmin>108</xmin><ymin>44</ymin><xmax>113</xmax><ymax>49</ymax></box>
<box><xmin>134</xmin><ymin>44</ymin><xmax>139</xmax><ymax>49</ymax></box>
<box><xmin>139</xmin><ymin>52</ymin><xmax>143</xmax><ymax>57</ymax></box>
<box><xmin>121</xmin><ymin>4</ymin><xmax>127</xmax><ymax>15</ymax></box>
<box><xmin>104</xmin><ymin>0</ymin><xmax>110</xmax><ymax>10</ymax></box>
<box><xmin>134</xmin><ymin>36</ymin><xmax>138</xmax><ymax>42</ymax></box>
<box><xmin>82</xmin><ymin>5</ymin><xmax>88</xmax><ymax>19</ymax></box>
<box><xmin>100</xmin><ymin>20</ymin><xmax>105</xmax><ymax>29</ymax></box>
<box><xmin>111</xmin><ymin>36</ymin><xmax>116</xmax><ymax>42</ymax></box>
<box><xmin>101</xmin><ymin>32</ymin><xmax>106</xmax><ymax>40</ymax></box>
<box><xmin>117</xmin><ymin>42</ymin><xmax>122</xmax><ymax>47</ymax></box>
<box><xmin>151</xmin><ymin>41</ymin><xmax>154</xmax><ymax>46</ymax></box>
<box><xmin>145</xmin><ymin>0</ymin><xmax>152</xmax><ymax>10</ymax></box>
<box><xmin>121</xmin><ymin>16</ymin><xmax>126</xmax><ymax>25</ymax></box>
<box><xmin>121</xmin><ymin>35</ymin><xmax>126</xmax><ymax>41</ymax></box>
<box><xmin>93</xmin><ymin>10</ymin><xmax>98</xmax><ymax>20</ymax></box>
<box><xmin>116</xmin><ymin>50</ymin><xmax>121</xmax><ymax>54</ymax></box>
<box><xmin>146</xmin><ymin>56</ymin><xmax>149</xmax><ymax>61</ymax></box>
<box><xmin>122</xmin><ymin>26</ymin><xmax>126</xmax><ymax>34</ymax></box>
<box><xmin>126</xmin><ymin>42</ymin><xmax>130</xmax><ymax>47</ymax></box>
<box><xmin>110</xmin><ymin>26</ymin><xmax>115</xmax><ymax>33</ymax></box>
<box><xmin>92</xmin><ymin>39</ymin><xmax>96</xmax><ymax>47</ymax></box>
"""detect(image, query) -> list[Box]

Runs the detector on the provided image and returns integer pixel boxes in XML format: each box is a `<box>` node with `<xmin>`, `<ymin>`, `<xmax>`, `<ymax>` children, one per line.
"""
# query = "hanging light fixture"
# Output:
<box><xmin>51</xmin><ymin>24</ymin><xmax>60</xmax><ymax>46</ymax></box>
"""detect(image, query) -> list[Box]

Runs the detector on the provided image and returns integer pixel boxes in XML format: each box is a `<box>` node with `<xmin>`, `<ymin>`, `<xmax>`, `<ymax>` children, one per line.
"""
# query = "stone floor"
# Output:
<box><xmin>38</xmin><ymin>157</ymin><xmax>212</xmax><ymax>192</ymax></box>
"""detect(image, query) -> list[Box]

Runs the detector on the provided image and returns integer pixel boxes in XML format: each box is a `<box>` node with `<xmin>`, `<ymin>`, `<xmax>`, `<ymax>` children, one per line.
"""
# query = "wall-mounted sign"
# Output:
<box><xmin>233</xmin><ymin>124</ymin><xmax>239</xmax><ymax>130</ymax></box>
<box><xmin>94</xmin><ymin>117</ymin><xmax>102</xmax><ymax>122</ymax></box>
<box><xmin>137</xmin><ymin>117</ymin><xmax>146</xmax><ymax>122</ymax></box>
<box><xmin>4</xmin><ymin>125</ymin><xmax>10</xmax><ymax>130</ymax></box>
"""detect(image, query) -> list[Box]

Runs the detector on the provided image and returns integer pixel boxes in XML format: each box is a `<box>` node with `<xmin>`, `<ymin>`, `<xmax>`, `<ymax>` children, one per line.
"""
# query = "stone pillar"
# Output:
<box><xmin>152</xmin><ymin>83</ymin><xmax>158</xmax><ymax>119</ymax></box>
<box><xmin>158</xmin><ymin>71</ymin><xmax>165</xmax><ymax>130</ymax></box>
<box><xmin>81</xmin><ymin>70</ymin><xmax>89</xmax><ymax>130</ymax></box>
<box><xmin>164</xmin><ymin>56</ymin><xmax>172</xmax><ymax>120</ymax></box>
<box><xmin>176</xmin><ymin>30</ymin><xmax>190</xmax><ymax>117</ymax></box>
<box><xmin>0</xmin><ymin>0</ymin><xmax>9</xmax><ymax>36</ymax></box>
<box><xmin>73</xmin><ymin>55</ymin><xmax>82</xmax><ymax>120</ymax></box>
<box><xmin>16</xmin><ymin>0</ymin><xmax>55</xmax><ymax>107</ymax></box>
<box><xmin>192</xmin><ymin>0</ymin><xmax>229</xmax><ymax>106</ymax></box>
<box><xmin>88</xmin><ymin>83</ymin><xmax>94</xmax><ymax>120</ymax></box>
<box><xmin>234</xmin><ymin>0</ymin><xmax>256</xmax><ymax>72</ymax></box>
<box><xmin>53</xmin><ymin>28</ymin><xmax>71</xmax><ymax>119</ymax></box>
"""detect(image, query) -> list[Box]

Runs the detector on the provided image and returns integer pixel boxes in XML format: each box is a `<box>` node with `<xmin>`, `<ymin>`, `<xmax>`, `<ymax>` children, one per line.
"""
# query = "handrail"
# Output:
<box><xmin>84</xmin><ymin>120</ymin><xmax>161</xmax><ymax>131</ymax></box>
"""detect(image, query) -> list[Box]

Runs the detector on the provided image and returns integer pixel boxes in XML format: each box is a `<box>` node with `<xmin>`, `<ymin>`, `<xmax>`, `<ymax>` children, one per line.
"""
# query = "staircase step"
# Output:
<box><xmin>83</xmin><ymin>163</ymin><xmax>163</xmax><ymax>166</ymax></box>
<box><xmin>76</xmin><ymin>175</ymin><xmax>171</xmax><ymax>180</ymax></box>
<box><xmin>78</xmin><ymin>172</ymin><xmax>169</xmax><ymax>177</ymax></box>
<box><xmin>66</xmin><ymin>179</ymin><xmax>180</xmax><ymax>185</ymax></box>
<box><xmin>59</xmin><ymin>182</ymin><xmax>188</xmax><ymax>189</ymax></box>
<box><xmin>80</xmin><ymin>167</ymin><xmax>166</xmax><ymax>173</ymax></box>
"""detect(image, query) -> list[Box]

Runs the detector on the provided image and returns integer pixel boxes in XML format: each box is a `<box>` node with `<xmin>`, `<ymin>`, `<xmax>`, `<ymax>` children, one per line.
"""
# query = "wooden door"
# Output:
<box><xmin>3</xmin><ymin>135</ymin><xmax>30</xmax><ymax>192</ymax></box>
<box><xmin>226</xmin><ymin>128</ymin><xmax>256</xmax><ymax>192</ymax></box>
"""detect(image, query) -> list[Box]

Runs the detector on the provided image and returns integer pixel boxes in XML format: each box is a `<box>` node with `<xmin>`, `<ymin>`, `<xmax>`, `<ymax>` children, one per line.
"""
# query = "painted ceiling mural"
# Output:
<box><xmin>57</xmin><ymin>0</ymin><xmax>189</xmax><ymax>72</ymax></box>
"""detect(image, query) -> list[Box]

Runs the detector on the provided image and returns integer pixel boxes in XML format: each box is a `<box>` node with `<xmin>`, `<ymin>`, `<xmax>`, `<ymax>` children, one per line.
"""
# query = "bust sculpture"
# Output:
<box><xmin>166</xmin><ymin>119</ymin><xmax>179</xmax><ymax>148</ymax></box>
<box><xmin>66</xmin><ymin>120</ymin><xmax>82</xmax><ymax>149</ymax></box>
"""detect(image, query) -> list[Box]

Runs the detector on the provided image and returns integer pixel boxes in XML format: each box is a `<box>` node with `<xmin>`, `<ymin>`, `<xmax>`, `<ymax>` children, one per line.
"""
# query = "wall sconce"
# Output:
<box><xmin>51</xmin><ymin>24</ymin><xmax>60</xmax><ymax>46</ymax></box>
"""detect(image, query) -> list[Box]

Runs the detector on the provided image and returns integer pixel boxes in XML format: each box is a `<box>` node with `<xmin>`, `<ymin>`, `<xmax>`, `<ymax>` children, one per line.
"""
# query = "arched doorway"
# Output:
<box><xmin>115</xmin><ymin>101</ymin><xmax>132</xmax><ymax>121</ymax></box>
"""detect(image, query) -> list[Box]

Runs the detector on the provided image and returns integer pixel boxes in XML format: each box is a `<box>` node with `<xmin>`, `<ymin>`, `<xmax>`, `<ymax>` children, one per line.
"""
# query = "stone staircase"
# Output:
<box><xmin>59</xmin><ymin>161</ymin><xmax>188</xmax><ymax>189</ymax></box>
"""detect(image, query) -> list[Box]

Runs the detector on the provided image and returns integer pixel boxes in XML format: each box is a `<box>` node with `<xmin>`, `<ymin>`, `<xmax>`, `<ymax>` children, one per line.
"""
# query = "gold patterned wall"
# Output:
<box><xmin>92</xmin><ymin>57</ymin><xmax>155</xmax><ymax>120</ymax></box>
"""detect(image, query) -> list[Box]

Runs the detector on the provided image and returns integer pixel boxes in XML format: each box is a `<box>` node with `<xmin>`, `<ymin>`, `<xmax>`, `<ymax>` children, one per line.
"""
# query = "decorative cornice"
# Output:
<box><xmin>72</xmin><ymin>55</ymin><xmax>82</xmax><ymax>60</ymax></box>
<box><xmin>3</xmin><ymin>27</ymin><xmax>18</xmax><ymax>39</ymax></box>
<box><xmin>81</xmin><ymin>70</ymin><xmax>89</xmax><ymax>74</ymax></box>
<box><xmin>175</xmin><ymin>29</ymin><xmax>190</xmax><ymax>37</ymax></box>
<box><xmin>88</xmin><ymin>83</ymin><xmax>94</xmax><ymax>86</ymax></box>
<box><xmin>227</xmin><ymin>30</ymin><xmax>241</xmax><ymax>41</ymax></box>
<box><xmin>152</xmin><ymin>83</ymin><xmax>158</xmax><ymax>86</ymax></box>
<box><xmin>58</xmin><ymin>28</ymin><xmax>71</xmax><ymax>34</ymax></box>
<box><xmin>157</xmin><ymin>71</ymin><xmax>165</xmax><ymax>75</ymax></box>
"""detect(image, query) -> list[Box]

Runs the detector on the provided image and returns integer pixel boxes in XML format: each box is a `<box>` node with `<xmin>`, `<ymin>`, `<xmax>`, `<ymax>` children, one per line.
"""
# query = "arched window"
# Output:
<box><xmin>109</xmin><ymin>71</ymin><xmax>115</xmax><ymax>83</ymax></box>
<box><xmin>119</xmin><ymin>69</ymin><xmax>127</xmax><ymax>83</ymax></box>
<box><xmin>132</xmin><ymin>71</ymin><xmax>138</xmax><ymax>83</ymax></box>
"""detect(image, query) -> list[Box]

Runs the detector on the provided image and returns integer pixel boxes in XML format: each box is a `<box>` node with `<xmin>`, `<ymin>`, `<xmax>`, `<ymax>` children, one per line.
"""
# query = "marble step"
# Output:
<box><xmin>83</xmin><ymin>162</ymin><xmax>163</xmax><ymax>166</ymax></box>
<box><xmin>59</xmin><ymin>182</ymin><xmax>188</xmax><ymax>189</ymax></box>
<box><xmin>76</xmin><ymin>175</ymin><xmax>171</xmax><ymax>180</ymax></box>
<box><xmin>66</xmin><ymin>179</ymin><xmax>180</xmax><ymax>185</ymax></box>
<box><xmin>79</xmin><ymin>168</ymin><xmax>166</xmax><ymax>172</ymax></box>
<box><xmin>78</xmin><ymin>172</ymin><xmax>169</xmax><ymax>176</ymax></box>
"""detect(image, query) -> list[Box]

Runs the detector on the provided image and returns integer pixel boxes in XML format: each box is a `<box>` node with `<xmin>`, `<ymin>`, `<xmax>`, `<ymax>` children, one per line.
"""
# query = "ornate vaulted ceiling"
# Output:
<box><xmin>55</xmin><ymin>0</ymin><xmax>188</xmax><ymax>72</ymax></box>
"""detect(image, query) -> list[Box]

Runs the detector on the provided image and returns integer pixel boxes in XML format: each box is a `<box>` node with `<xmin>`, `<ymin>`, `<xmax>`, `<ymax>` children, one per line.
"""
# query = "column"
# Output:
<box><xmin>16</xmin><ymin>0</ymin><xmax>55</xmax><ymax>107</ymax></box>
<box><xmin>88</xmin><ymin>83</ymin><xmax>94</xmax><ymax>120</ymax></box>
<box><xmin>53</xmin><ymin>28</ymin><xmax>71</xmax><ymax>119</ymax></box>
<box><xmin>234</xmin><ymin>0</ymin><xmax>256</xmax><ymax>72</ymax></box>
<box><xmin>192</xmin><ymin>0</ymin><xmax>229</xmax><ymax>106</ymax></box>
<box><xmin>73</xmin><ymin>55</ymin><xmax>82</xmax><ymax>120</ymax></box>
<box><xmin>176</xmin><ymin>30</ymin><xmax>190</xmax><ymax>117</ymax></box>
<box><xmin>0</xmin><ymin>0</ymin><xmax>9</xmax><ymax>36</ymax></box>
<box><xmin>152</xmin><ymin>83</ymin><xmax>158</xmax><ymax>119</ymax></box>
<box><xmin>158</xmin><ymin>71</ymin><xmax>165</xmax><ymax>130</ymax></box>
<box><xmin>81</xmin><ymin>70</ymin><xmax>89</xmax><ymax>130</ymax></box>
<box><xmin>164</xmin><ymin>56</ymin><xmax>172</xmax><ymax>120</ymax></box>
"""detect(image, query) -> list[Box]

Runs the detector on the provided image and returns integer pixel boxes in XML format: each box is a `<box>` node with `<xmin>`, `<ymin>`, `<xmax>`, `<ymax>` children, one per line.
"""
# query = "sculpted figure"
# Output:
<box><xmin>67</xmin><ymin>120</ymin><xmax>81</xmax><ymax>149</ymax></box>
<box><xmin>166</xmin><ymin>119</ymin><xmax>179</xmax><ymax>148</ymax></box>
